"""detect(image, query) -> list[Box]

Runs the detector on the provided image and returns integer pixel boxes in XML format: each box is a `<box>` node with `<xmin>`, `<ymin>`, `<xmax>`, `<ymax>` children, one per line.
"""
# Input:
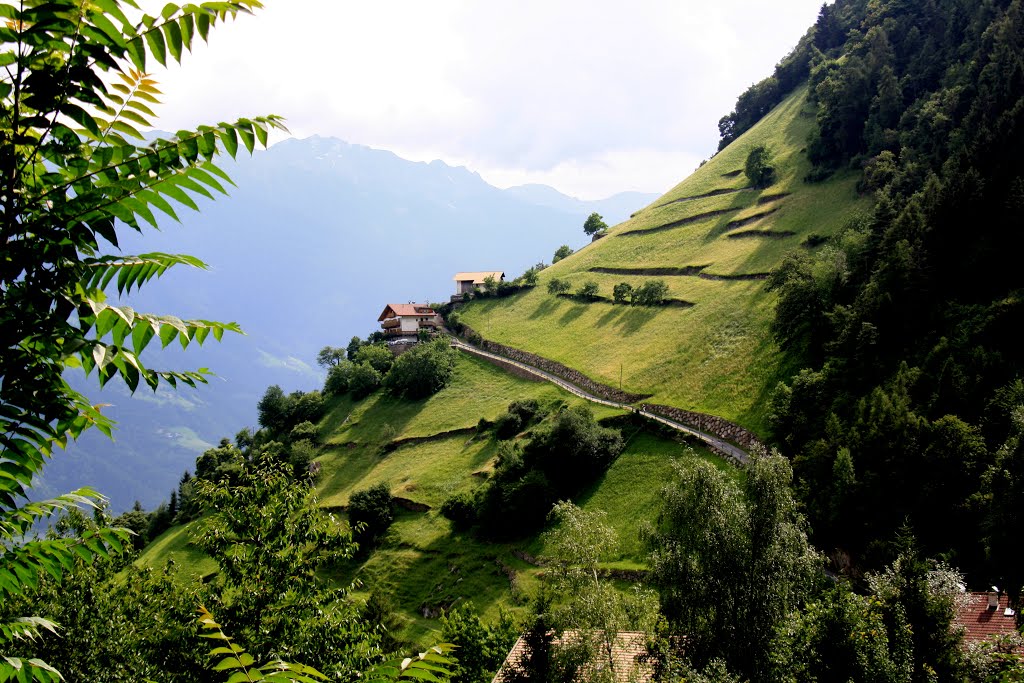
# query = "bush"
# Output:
<box><xmin>354</xmin><ymin>344</ymin><xmax>394</xmax><ymax>375</ymax></box>
<box><xmin>494</xmin><ymin>412</ymin><xmax>523</xmax><ymax>440</ymax></box>
<box><xmin>347</xmin><ymin>483</ymin><xmax>394</xmax><ymax>549</ymax></box>
<box><xmin>553</xmin><ymin>245</ymin><xmax>573</xmax><ymax>263</ymax></box>
<box><xmin>290</xmin><ymin>390</ymin><xmax>326</xmax><ymax>425</ymax></box>
<box><xmin>745</xmin><ymin>144</ymin><xmax>775</xmax><ymax>188</ymax></box>
<box><xmin>613</xmin><ymin>282</ymin><xmax>634</xmax><ymax>304</ymax></box>
<box><xmin>507</xmin><ymin>399</ymin><xmax>541</xmax><ymax>424</ymax></box>
<box><xmin>521</xmin><ymin>268</ymin><xmax>539</xmax><ymax>287</ymax></box>
<box><xmin>547</xmin><ymin>278</ymin><xmax>571</xmax><ymax>296</ymax></box>
<box><xmin>324</xmin><ymin>360</ymin><xmax>355</xmax><ymax>395</ymax></box>
<box><xmin>440</xmin><ymin>491</ymin><xmax>478</xmax><ymax>530</ymax></box>
<box><xmin>632</xmin><ymin>280</ymin><xmax>669</xmax><ymax>306</ymax></box>
<box><xmin>290</xmin><ymin>421</ymin><xmax>319</xmax><ymax>443</ymax></box>
<box><xmin>383</xmin><ymin>338</ymin><xmax>458</xmax><ymax>399</ymax></box>
<box><xmin>349</xmin><ymin>362</ymin><xmax>383</xmax><ymax>399</ymax></box>
<box><xmin>577</xmin><ymin>281</ymin><xmax>599</xmax><ymax>300</ymax></box>
<box><xmin>289</xmin><ymin>439</ymin><xmax>318</xmax><ymax>480</ymax></box>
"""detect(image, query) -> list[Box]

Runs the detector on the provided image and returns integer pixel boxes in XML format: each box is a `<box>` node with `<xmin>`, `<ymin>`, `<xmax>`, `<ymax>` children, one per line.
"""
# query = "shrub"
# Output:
<box><xmin>745</xmin><ymin>144</ymin><xmax>775</xmax><ymax>188</ymax></box>
<box><xmin>354</xmin><ymin>343</ymin><xmax>394</xmax><ymax>375</ymax></box>
<box><xmin>290</xmin><ymin>421</ymin><xmax>319</xmax><ymax>443</ymax></box>
<box><xmin>324</xmin><ymin>360</ymin><xmax>355</xmax><ymax>395</ymax></box>
<box><xmin>553</xmin><ymin>245</ymin><xmax>573</xmax><ymax>263</ymax></box>
<box><xmin>440</xmin><ymin>492</ymin><xmax>478</xmax><ymax>530</ymax></box>
<box><xmin>289</xmin><ymin>439</ymin><xmax>318</xmax><ymax>480</ymax></box>
<box><xmin>384</xmin><ymin>338</ymin><xmax>458</xmax><ymax>399</ymax></box>
<box><xmin>507</xmin><ymin>399</ymin><xmax>541</xmax><ymax>424</ymax></box>
<box><xmin>290</xmin><ymin>390</ymin><xmax>326</xmax><ymax>424</ymax></box>
<box><xmin>632</xmin><ymin>280</ymin><xmax>669</xmax><ymax>306</ymax></box>
<box><xmin>347</xmin><ymin>483</ymin><xmax>394</xmax><ymax>549</ymax></box>
<box><xmin>494</xmin><ymin>412</ymin><xmax>523</xmax><ymax>440</ymax></box>
<box><xmin>612</xmin><ymin>282</ymin><xmax>634</xmax><ymax>304</ymax></box>
<box><xmin>547</xmin><ymin>278</ymin><xmax>571</xmax><ymax>296</ymax></box>
<box><xmin>348</xmin><ymin>362</ymin><xmax>383</xmax><ymax>399</ymax></box>
<box><xmin>521</xmin><ymin>268</ymin><xmax>539</xmax><ymax>287</ymax></box>
<box><xmin>577</xmin><ymin>281</ymin><xmax>599</xmax><ymax>300</ymax></box>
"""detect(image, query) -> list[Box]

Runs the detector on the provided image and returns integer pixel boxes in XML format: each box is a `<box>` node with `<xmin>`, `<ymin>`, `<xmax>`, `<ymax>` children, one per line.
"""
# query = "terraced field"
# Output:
<box><xmin>459</xmin><ymin>86</ymin><xmax>871</xmax><ymax>433</ymax></box>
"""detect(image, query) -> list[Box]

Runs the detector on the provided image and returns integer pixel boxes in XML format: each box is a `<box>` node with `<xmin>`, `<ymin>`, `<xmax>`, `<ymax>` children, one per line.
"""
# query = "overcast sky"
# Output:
<box><xmin>152</xmin><ymin>1</ymin><xmax>824</xmax><ymax>199</ymax></box>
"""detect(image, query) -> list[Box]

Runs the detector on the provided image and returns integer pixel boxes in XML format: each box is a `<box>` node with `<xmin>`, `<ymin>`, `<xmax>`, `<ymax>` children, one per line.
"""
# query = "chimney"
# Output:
<box><xmin>987</xmin><ymin>587</ymin><xmax>999</xmax><ymax>610</ymax></box>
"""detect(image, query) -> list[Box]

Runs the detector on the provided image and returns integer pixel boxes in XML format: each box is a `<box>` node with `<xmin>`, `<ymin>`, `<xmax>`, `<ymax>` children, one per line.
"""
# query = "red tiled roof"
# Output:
<box><xmin>377</xmin><ymin>303</ymin><xmax>436</xmax><ymax>321</ymax></box>
<box><xmin>954</xmin><ymin>592</ymin><xmax>1020</xmax><ymax>648</ymax></box>
<box><xmin>493</xmin><ymin>630</ymin><xmax>652</xmax><ymax>683</ymax></box>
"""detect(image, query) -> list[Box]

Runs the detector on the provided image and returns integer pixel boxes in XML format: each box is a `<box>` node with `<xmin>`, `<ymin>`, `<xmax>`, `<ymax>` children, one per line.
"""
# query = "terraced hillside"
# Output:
<box><xmin>459</xmin><ymin>86</ymin><xmax>871</xmax><ymax>433</ymax></box>
<box><xmin>138</xmin><ymin>352</ymin><xmax>728</xmax><ymax>644</ymax></box>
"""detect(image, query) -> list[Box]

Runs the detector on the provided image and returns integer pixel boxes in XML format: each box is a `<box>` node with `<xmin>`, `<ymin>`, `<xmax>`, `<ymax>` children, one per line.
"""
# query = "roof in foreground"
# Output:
<box><xmin>377</xmin><ymin>303</ymin><xmax>436</xmax><ymax>321</ymax></box>
<box><xmin>954</xmin><ymin>592</ymin><xmax>1020</xmax><ymax>649</ymax></box>
<box><xmin>492</xmin><ymin>630</ymin><xmax>652</xmax><ymax>683</ymax></box>
<box><xmin>453</xmin><ymin>271</ymin><xmax>504</xmax><ymax>283</ymax></box>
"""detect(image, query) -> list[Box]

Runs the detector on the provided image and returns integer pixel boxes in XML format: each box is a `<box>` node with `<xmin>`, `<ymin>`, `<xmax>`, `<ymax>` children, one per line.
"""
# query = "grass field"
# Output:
<box><xmin>458</xmin><ymin>86</ymin><xmax>871</xmax><ymax>434</ymax></box>
<box><xmin>136</xmin><ymin>520</ymin><xmax>216</xmax><ymax>579</ymax></box>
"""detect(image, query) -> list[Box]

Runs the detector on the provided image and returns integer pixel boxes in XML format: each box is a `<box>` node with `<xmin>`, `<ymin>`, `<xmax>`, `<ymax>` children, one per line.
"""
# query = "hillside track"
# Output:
<box><xmin>449</xmin><ymin>339</ymin><xmax>750</xmax><ymax>465</ymax></box>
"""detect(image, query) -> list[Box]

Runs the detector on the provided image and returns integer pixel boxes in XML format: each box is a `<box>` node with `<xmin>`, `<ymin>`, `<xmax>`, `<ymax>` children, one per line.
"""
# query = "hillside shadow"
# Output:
<box><xmin>529</xmin><ymin>297</ymin><xmax>562</xmax><ymax>320</ymax></box>
<box><xmin>559</xmin><ymin>302</ymin><xmax>589</xmax><ymax>325</ymax></box>
<box><xmin>596</xmin><ymin>305</ymin><xmax>626</xmax><ymax>328</ymax></box>
<box><xmin>315</xmin><ymin>391</ymin><xmax>427</xmax><ymax>504</ymax></box>
<box><xmin>614</xmin><ymin>307</ymin><xmax>660</xmax><ymax>335</ymax></box>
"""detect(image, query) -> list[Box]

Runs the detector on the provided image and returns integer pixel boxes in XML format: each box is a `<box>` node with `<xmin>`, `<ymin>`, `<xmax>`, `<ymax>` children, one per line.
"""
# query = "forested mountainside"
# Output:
<box><xmin>462</xmin><ymin>0</ymin><xmax>1024</xmax><ymax>591</ymax></box>
<box><xmin>760</xmin><ymin>0</ymin><xmax>1024</xmax><ymax>589</ymax></box>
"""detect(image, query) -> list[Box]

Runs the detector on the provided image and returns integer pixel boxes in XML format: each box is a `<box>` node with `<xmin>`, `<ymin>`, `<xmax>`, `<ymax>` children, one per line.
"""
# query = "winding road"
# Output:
<box><xmin>449</xmin><ymin>340</ymin><xmax>750</xmax><ymax>465</ymax></box>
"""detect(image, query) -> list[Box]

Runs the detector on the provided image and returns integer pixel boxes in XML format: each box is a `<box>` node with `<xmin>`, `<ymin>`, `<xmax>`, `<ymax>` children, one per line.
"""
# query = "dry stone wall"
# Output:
<box><xmin>460</xmin><ymin>324</ymin><xmax>651</xmax><ymax>404</ymax></box>
<box><xmin>457</xmin><ymin>325</ymin><xmax>767</xmax><ymax>455</ymax></box>
<box><xmin>641</xmin><ymin>403</ymin><xmax>765</xmax><ymax>452</ymax></box>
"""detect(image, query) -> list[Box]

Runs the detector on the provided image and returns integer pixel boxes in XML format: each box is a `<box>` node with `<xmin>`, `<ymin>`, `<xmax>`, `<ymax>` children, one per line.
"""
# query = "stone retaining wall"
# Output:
<box><xmin>380</xmin><ymin>426</ymin><xmax>478</xmax><ymax>455</ymax></box>
<box><xmin>456</xmin><ymin>327</ymin><xmax>767</xmax><ymax>457</ymax></box>
<box><xmin>460</xmin><ymin>324</ymin><xmax>651</xmax><ymax>404</ymax></box>
<box><xmin>641</xmin><ymin>403</ymin><xmax>765</xmax><ymax>452</ymax></box>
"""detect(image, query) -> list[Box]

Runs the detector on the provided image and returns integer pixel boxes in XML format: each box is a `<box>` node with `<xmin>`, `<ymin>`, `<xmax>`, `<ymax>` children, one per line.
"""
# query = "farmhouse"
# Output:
<box><xmin>377</xmin><ymin>303</ymin><xmax>442</xmax><ymax>339</ymax></box>
<box><xmin>453</xmin><ymin>271</ymin><xmax>505</xmax><ymax>295</ymax></box>
<box><xmin>953</xmin><ymin>590</ymin><xmax>1021</xmax><ymax>653</ymax></box>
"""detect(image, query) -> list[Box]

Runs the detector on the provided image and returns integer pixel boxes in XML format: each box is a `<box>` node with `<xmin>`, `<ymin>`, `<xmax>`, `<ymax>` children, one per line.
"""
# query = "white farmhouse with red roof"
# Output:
<box><xmin>377</xmin><ymin>303</ymin><xmax>442</xmax><ymax>339</ymax></box>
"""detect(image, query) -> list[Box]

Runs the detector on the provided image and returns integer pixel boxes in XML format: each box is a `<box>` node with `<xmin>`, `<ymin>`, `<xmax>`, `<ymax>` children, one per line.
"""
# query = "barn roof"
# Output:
<box><xmin>453</xmin><ymin>271</ymin><xmax>504</xmax><ymax>283</ymax></box>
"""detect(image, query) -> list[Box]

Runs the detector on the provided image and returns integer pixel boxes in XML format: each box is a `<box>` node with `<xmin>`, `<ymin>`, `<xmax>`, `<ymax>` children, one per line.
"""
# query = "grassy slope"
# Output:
<box><xmin>138</xmin><ymin>353</ymin><xmax>729</xmax><ymax>646</ymax></box>
<box><xmin>458</xmin><ymin>86</ymin><xmax>871</xmax><ymax>434</ymax></box>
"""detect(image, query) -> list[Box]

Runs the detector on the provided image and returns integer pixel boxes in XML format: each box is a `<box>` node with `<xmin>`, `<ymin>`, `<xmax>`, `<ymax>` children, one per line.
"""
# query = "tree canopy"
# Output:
<box><xmin>0</xmin><ymin>1</ymin><xmax>285</xmax><ymax>678</ymax></box>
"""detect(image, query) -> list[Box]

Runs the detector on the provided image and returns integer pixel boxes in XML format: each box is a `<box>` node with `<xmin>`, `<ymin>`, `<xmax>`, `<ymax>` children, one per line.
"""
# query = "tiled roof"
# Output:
<box><xmin>377</xmin><ymin>303</ymin><xmax>436</xmax><ymax>321</ymax></box>
<box><xmin>954</xmin><ymin>592</ymin><xmax>1020</xmax><ymax>649</ymax></box>
<box><xmin>453</xmin><ymin>271</ymin><xmax>504</xmax><ymax>283</ymax></box>
<box><xmin>492</xmin><ymin>630</ymin><xmax>652</xmax><ymax>683</ymax></box>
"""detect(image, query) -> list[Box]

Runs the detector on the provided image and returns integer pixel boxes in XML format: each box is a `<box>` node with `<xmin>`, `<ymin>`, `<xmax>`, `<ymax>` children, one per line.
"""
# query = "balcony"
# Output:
<box><xmin>380</xmin><ymin>318</ymin><xmax>401</xmax><ymax>330</ymax></box>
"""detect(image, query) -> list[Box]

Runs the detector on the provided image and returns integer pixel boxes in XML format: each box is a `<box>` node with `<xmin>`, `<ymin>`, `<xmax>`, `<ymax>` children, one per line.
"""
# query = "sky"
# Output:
<box><xmin>152</xmin><ymin>0</ymin><xmax>825</xmax><ymax>200</ymax></box>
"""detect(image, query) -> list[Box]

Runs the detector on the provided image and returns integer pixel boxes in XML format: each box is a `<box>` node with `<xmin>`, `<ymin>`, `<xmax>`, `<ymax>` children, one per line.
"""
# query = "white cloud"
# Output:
<box><xmin>150</xmin><ymin>0</ymin><xmax>824</xmax><ymax>198</ymax></box>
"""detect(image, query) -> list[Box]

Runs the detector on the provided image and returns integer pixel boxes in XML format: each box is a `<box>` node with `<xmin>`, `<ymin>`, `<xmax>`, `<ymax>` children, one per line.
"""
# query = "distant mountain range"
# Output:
<box><xmin>42</xmin><ymin>136</ymin><xmax>658</xmax><ymax>512</ymax></box>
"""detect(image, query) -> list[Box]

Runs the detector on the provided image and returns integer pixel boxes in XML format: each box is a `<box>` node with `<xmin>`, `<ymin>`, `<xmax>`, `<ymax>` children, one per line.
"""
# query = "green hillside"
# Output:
<box><xmin>459</xmin><ymin>86</ymin><xmax>870</xmax><ymax>433</ymax></box>
<box><xmin>138</xmin><ymin>352</ymin><xmax>728</xmax><ymax>644</ymax></box>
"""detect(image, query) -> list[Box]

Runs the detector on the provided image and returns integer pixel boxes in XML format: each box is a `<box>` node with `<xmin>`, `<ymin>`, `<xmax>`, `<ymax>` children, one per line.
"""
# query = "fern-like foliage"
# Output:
<box><xmin>0</xmin><ymin>1</ymin><xmax>285</xmax><ymax>679</ymax></box>
<box><xmin>197</xmin><ymin>606</ymin><xmax>329</xmax><ymax>683</ymax></box>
